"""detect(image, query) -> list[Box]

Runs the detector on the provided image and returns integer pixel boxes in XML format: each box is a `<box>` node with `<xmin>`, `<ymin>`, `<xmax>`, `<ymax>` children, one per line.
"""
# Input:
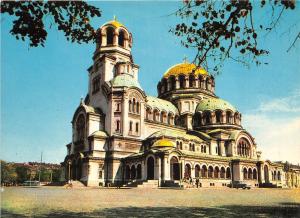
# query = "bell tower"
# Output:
<box><xmin>87</xmin><ymin>17</ymin><xmax>140</xmax><ymax>109</ymax></box>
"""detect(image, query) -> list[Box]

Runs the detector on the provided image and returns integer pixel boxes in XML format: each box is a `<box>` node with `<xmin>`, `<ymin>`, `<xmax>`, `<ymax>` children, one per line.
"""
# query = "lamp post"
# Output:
<box><xmin>68</xmin><ymin>160</ymin><xmax>71</xmax><ymax>184</ymax></box>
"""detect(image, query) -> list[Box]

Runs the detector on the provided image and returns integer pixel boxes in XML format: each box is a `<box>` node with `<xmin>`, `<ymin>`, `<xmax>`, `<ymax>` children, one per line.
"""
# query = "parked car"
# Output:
<box><xmin>232</xmin><ymin>181</ymin><xmax>251</xmax><ymax>189</ymax></box>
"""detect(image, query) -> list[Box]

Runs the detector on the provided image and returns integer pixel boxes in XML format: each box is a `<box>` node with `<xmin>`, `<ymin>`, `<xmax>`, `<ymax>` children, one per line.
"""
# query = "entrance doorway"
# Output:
<box><xmin>170</xmin><ymin>156</ymin><xmax>180</xmax><ymax>180</ymax></box>
<box><xmin>264</xmin><ymin>165</ymin><xmax>269</xmax><ymax>183</ymax></box>
<box><xmin>147</xmin><ymin>156</ymin><xmax>154</xmax><ymax>180</ymax></box>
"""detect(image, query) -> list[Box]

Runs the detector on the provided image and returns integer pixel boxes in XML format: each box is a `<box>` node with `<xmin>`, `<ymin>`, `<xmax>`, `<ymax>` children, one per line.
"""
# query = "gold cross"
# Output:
<box><xmin>114</xmin><ymin>15</ymin><xmax>117</xmax><ymax>21</ymax></box>
<box><xmin>183</xmin><ymin>55</ymin><xmax>188</xmax><ymax>63</ymax></box>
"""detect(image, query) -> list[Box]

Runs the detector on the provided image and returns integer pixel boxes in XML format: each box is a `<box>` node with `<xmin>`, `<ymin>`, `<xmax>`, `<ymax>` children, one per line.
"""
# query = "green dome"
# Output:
<box><xmin>196</xmin><ymin>98</ymin><xmax>237</xmax><ymax>112</ymax></box>
<box><xmin>110</xmin><ymin>74</ymin><xmax>143</xmax><ymax>90</ymax></box>
<box><xmin>146</xmin><ymin>96</ymin><xmax>179</xmax><ymax>115</ymax></box>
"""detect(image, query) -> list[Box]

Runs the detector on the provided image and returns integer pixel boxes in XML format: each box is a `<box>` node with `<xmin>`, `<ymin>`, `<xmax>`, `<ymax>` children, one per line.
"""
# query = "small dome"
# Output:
<box><xmin>196</xmin><ymin>98</ymin><xmax>237</xmax><ymax>112</ymax></box>
<box><xmin>101</xmin><ymin>16</ymin><xmax>125</xmax><ymax>29</ymax></box>
<box><xmin>110</xmin><ymin>74</ymin><xmax>143</xmax><ymax>90</ymax></box>
<box><xmin>163</xmin><ymin>62</ymin><xmax>208</xmax><ymax>79</ymax></box>
<box><xmin>146</xmin><ymin>96</ymin><xmax>179</xmax><ymax>115</ymax></box>
<box><xmin>152</xmin><ymin>139</ymin><xmax>175</xmax><ymax>148</ymax></box>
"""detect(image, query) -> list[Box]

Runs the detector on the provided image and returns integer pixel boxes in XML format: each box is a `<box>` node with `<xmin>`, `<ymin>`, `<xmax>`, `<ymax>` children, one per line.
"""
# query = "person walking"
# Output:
<box><xmin>196</xmin><ymin>177</ymin><xmax>199</xmax><ymax>188</ymax></box>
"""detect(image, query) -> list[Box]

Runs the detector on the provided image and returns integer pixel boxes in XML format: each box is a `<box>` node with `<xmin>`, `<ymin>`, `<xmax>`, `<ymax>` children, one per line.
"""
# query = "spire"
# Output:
<box><xmin>183</xmin><ymin>55</ymin><xmax>188</xmax><ymax>63</ymax></box>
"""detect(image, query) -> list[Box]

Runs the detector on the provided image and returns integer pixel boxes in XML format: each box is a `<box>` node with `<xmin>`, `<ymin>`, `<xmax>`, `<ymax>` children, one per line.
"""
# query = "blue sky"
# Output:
<box><xmin>1</xmin><ymin>1</ymin><xmax>300</xmax><ymax>164</ymax></box>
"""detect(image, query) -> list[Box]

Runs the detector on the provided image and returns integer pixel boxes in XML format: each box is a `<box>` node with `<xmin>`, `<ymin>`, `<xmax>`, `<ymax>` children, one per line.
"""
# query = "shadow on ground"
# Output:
<box><xmin>2</xmin><ymin>203</ymin><xmax>300</xmax><ymax>218</ymax></box>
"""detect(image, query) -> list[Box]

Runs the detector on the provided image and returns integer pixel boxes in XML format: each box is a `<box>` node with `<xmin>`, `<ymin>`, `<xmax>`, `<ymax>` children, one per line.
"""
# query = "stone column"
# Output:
<box><xmin>184</xmin><ymin>76</ymin><xmax>189</xmax><ymax>88</ymax></box>
<box><xmin>122</xmin><ymin>96</ymin><xmax>128</xmax><ymax>136</ymax></box>
<box><xmin>164</xmin><ymin>156</ymin><xmax>170</xmax><ymax>180</ymax></box>
<box><xmin>113</xmin><ymin>32</ymin><xmax>118</xmax><ymax>46</ymax></box>
<box><xmin>195</xmin><ymin>78</ymin><xmax>199</xmax><ymax>88</ymax></box>
<box><xmin>155</xmin><ymin>156</ymin><xmax>161</xmax><ymax>181</ymax></box>
<box><xmin>175</xmin><ymin>77</ymin><xmax>180</xmax><ymax>89</ymax></box>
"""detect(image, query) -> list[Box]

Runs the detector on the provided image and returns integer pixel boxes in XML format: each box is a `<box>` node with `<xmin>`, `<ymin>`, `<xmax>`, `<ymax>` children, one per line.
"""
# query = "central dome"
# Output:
<box><xmin>163</xmin><ymin>62</ymin><xmax>208</xmax><ymax>79</ymax></box>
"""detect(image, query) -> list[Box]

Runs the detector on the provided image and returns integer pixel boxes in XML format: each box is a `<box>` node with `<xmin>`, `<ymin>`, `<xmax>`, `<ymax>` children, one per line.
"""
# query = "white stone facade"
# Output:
<box><xmin>62</xmin><ymin>18</ymin><xmax>291</xmax><ymax>188</ymax></box>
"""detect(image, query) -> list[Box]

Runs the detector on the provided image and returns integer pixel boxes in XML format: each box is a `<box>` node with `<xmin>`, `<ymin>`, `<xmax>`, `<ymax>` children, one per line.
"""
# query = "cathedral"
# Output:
<box><xmin>62</xmin><ymin>18</ymin><xmax>296</xmax><ymax>188</ymax></box>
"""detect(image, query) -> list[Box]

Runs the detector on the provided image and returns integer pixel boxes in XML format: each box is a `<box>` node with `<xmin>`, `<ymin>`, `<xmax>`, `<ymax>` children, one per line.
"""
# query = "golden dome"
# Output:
<box><xmin>102</xmin><ymin>16</ymin><xmax>124</xmax><ymax>28</ymax></box>
<box><xmin>152</xmin><ymin>139</ymin><xmax>175</xmax><ymax>148</ymax></box>
<box><xmin>163</xmin><ymin>62</ymin><xmax>208</xmax><ymax>79</ymax></box>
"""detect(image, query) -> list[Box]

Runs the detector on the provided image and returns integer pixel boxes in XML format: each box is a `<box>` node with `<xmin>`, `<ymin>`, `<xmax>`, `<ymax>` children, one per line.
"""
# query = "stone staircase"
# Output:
<box><xmin>137</xmin><ymin>180</ymin><xmax>159</xmax><ymax>188</ymax></box>
<box><xmin>66</xmin><ymin>180</ymin><xmax>86</xmax><ymax>188</ymax></box>
<box><xmin>161</xmin><ymin>180</ymin><xmax>183</xmax><ymax>188</ymax></box>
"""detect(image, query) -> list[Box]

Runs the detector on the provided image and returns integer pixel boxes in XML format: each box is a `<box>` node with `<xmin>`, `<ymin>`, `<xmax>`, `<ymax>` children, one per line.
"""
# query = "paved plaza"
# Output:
<box><xmin>1</xmin><ymin>187</ymin><xmax>300</xmax><ymax>217</ymax></box>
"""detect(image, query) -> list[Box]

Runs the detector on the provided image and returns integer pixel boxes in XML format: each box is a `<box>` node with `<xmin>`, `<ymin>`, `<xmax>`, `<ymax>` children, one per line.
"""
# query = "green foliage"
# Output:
<box><xmin>15</xmin><ymin>165</ymin><xmax>30</xmax><ymax>183</ymax></box>
<box><xmin>1</xmin><ymin>160</ymin><xmax>17</xmax><ymax>184</ymax></box>
<box><xmin>0</xmin><ymin>1</ymin><xmax>101</xmax><ymax>47</ymax></box>
<box><xmin>172</xmin><ymin>0</ymin><xmax>296</xmax><ymax>74</ymax></box>
<box><xmin>52</xmin><ymin>168</ymin><xmax>63</xmax><ymax>182</ymax></box>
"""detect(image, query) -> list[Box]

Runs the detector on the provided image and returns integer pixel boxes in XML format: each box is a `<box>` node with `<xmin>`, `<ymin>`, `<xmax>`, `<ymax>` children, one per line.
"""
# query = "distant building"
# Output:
<box><xmin>62</xmin><ymin>18</ymin><xmax>299</xmax><ymax>188</ymax></box>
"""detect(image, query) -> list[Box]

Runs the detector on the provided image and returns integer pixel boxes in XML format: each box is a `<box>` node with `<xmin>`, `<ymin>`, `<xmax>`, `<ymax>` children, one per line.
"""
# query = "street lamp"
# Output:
<box><xmin>68</xmin><ymin>160</ymin><xmax>71</xmax><ymax>184</ymax></box>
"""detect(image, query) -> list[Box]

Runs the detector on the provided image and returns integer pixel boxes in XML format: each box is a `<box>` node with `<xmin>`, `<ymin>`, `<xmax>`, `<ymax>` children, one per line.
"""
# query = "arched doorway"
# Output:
<box><xmin>137</xmin><ymin>164</ymin><xmax>142</xmax><ymax>179</ymax></box>
<box><xmin>130</xmin><ymin>165</ymin><xmax>136</xmax><ymax>180</ymax></box>
<box><xmin>184</xmin><ymin>164</ymin><xmax>191</xmax><ymax>179</ymax></box>
<box><xmin>147</xmin><ymin>156</ymin><xmax>155</xmax><ymax>180</ymax></box>
<box><xmin>125</xmin><ymin>165</ymin><xmax>130</xmax><ymax>180</ymax></box>
<box><xmin>264</xmin><ymin>165</ymin><xmax>269</xmax><ymax>183</ymax></box>
<box><xmin>195</xmin><ymin>165</ymin><xmax>200</xmax><ymax>178</ymax></box>
<box><xmin>170</xmin><ymin>156</ymin><xmax>180</xmax><ymax>180</ymax></box>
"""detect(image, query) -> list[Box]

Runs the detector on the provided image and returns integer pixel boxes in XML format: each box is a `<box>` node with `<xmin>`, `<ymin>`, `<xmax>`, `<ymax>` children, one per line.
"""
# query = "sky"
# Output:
<box><xmin>1</xmin><ymin>1</ymin><xmax>300</xmax><ymax>164</ymax></box>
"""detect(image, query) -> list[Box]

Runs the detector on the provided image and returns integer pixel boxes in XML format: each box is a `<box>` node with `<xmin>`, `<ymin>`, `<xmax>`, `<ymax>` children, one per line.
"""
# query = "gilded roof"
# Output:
<box><xmin>152</xmin><ymin>139</ymin><xmax>175</xmax><ymax>148</ymax></box>
<box><xmin>163</xmin><ymin>62</ymin><xmax>208</xmax><ymax>79</ymax></box>
<box><xmin>110</xmin><ymin>74</ymin><xmax>143</xmax><ymax>90</ymax></box>
<box><xmin>149</xmin><ymin>129</ymin><xmax>203</xmax><ymax>142</ymax></box>
<box><xmin>146</xmin><ymin>96</ymin><xmax>179</xmax><ymax>114</ymax></box>
<box><xmin>196</xmin><ymin>97</ymin><xmax>237</xmax><ymax>112</ymax></box>
<box><xmin>102</xmin><ymin>18</ymin><xmax>124</xmax><ymax>28</ymax></box>
<box><xmin>89</xmin><ymin>131</ymin><xmax>108</xmax><ymax>138</ymax></box>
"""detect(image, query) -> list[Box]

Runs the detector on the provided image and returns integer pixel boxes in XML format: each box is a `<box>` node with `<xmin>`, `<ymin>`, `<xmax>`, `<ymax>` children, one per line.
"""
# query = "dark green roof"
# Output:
<box><xmin>196</xmin><ymin>97</ymin><xmax>237</xmax><ymax>112</ymax></box>
<box><xmin>110</xmin><ymin>74</ymin><xmax>143</xmax><ymax>90</ymax></box>
<box><xmin>146</xmin><ymin>96</ymin><xmax>179</xmax><ymax>114</ymax></box>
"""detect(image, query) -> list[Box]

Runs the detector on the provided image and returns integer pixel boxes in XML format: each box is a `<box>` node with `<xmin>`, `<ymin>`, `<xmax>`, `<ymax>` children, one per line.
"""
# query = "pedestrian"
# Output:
<box><xmin>196</xmin><ymin>177</ymin><xmax>199</xmax><ymax>188</ymax></box>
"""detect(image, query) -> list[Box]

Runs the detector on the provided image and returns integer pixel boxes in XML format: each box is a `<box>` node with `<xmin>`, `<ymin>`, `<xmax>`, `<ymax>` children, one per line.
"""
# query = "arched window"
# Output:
<box><xmin>226</xmin><ymin>168</ymin><xmax>231</xmax><ymax>179</ymax></box>
<box><xmin>253</xmin><ymin>168</ymin><xmax>257</xmax><ymax>179</ymax></box>
<box><xmin>243</xmin><ymin>168</ymin><xmax>248</xmax><ymax>180</ymax></box>
<box><xmin>176</xmin><ymin>141</ymin><xmax>179</xmax><ymax>149</ymax></box>
<box><xmin>204</xmin><ymin>112</ymin><xmax>210</xmax><ymax>124</ymax></box>
<box><xmin>135</xmin><ymin>122</ymin><xmax>139</xmax><ymax>132</ymax></box>
<box><xmin>162</xmin><ymin>78</ymin><xmax>168</xmax><ymax>92</ymax></box>
<box><xmin>201</xmin><ymin>145</ymin><xmax>203</xmax><ymax>153</ymax></box>
<box><xmin>220</xmin><ymin>167</ymin><xmax>225</xmax><ymax>178</ymax></box>
<box><xmin>204</xmin><ymin>146</ymin><xmax>207</xmax><ymax>153</ymax></box>
<box><xmin>237</xmin><ymin>138</ymin><xmax>251</xmax><ymax>157</ymax></box>
<box><xmin>195</xmin><ymin>165</ymin><xmax>200</xmax><ymax>178</ymax></box>
<box><xmin>215</xmin><ymin>110</ymin><xmax>222</xmax><ymax>123</ymax></box>
<box><xmin>132</xmin><ymin>98</ymin><xmax>136</xmax><ymax>113</ymax></box>
<box><xmin>179</xmin><ymin>142</ymin><xmax>183</xmax><ymax>150</ymax></box>
<box><xmin>129</xmin><ymin>121</ymin><xmax>133</xmax><ymax>132</ymax></box>
<box><xmin>137</xmin><ymin>164</ymin><xmax>142</xmax><ymax>179</ymax></box>
<box><xmin>170</xmin><ymin>76</ymin><xmax>176</xmax><ymax>90</ymax></box>
<box><xmin>136</xmin><ymin>102</ymin><xmax>140</xmax><ymax>114</ymax></box>
<box><xmin>130</xmin><ymin>165</ymin><xmax>136</xmax><ymax>180</ymax></box>
<box><xmin>76</xmin><ymin>114</ymin><xmax>85</xmax><ymax>141</ymax></box>
<box><xmin>208</xmin><ymin>166</ymin><xmax>213</xmax><ymax>178</ymax></box>
<box><xmin>226</xmin><ymin>111</ymin><xmax>231</xmax><ymax>123</ymax></box>
<box><xmin>116</xmin><ymin>120</ymin><xmax>120</xmax><ymax>132</ymax></box>
<box><xmin>189</xmin><ymin>74</ymin><xmax>195</xmax><ymax>88</ymax></box>
<box><xmin>118</xmin><ymin>30</ymin><xmax>125</xmax><ymax>47</ymax></box>
<box><xmin>106</xmin><ymin>27</ymin><xmax>114</xmax><ymax>45</ymax></box>
<box><xmin>179</xmin><ymin>75</ymin><xmax>185</xmax><ymax>89</ymax></box>
<box><xmin>277</xmin><ymin>171</ymin><xmax>281</xmax><ymax>180</ymax></box>
<box><xmin>129</xmin><ymin>100</ymin><xmax>132</xmax><ymax>112</ymax></box>
<box><xmin>184</xmin><ymin>164</ymin><xmax>191</xmax><ymax>178</ymax></box>
<box><xmin>214</xmin><ymin>166</ymin><xmax>220</xmax><ymax>178</ymax></box>
<box><xmin>201</xmin><ymin>165</ymin><xmax>207</xmax><ymax>178</ymax></box>
<box><xmin>248</xmin><ymin>168</ymin><xmax>253</xmax><ymax>180</ymax></box>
